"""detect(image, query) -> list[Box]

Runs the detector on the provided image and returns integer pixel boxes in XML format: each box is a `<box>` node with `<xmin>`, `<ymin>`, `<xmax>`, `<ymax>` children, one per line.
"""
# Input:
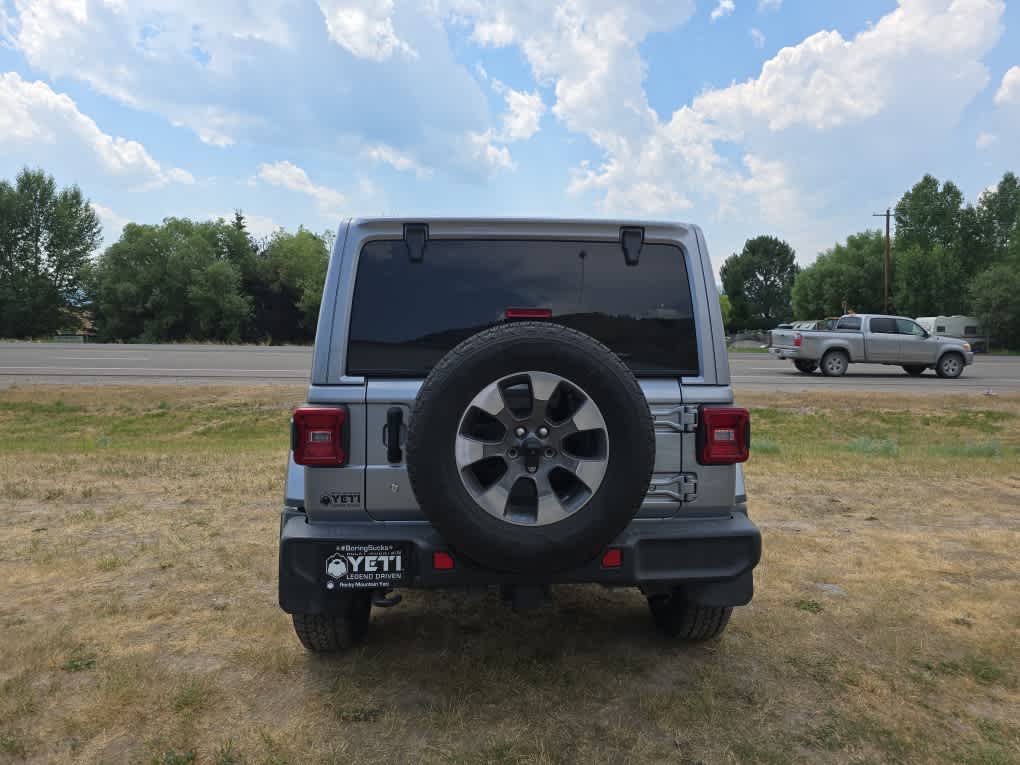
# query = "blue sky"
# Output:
<box><xmin>1</xmin><ymin>0</ymin><xmax>1018</xmax><ymax>275</ymax></box>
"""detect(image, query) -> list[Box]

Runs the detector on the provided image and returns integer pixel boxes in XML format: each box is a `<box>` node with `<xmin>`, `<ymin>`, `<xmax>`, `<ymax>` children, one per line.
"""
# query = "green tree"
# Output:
<box><xmin>0</xmin><ymin>168</ymin><xmax>101</xmax><ymax>337</ymax></box>
<box><xmin>718</xmin><ymin>292</ymin><xmax>732</xmax><ymax>330</ymax></box>
<box><xmin>969</xmin><ymin>262</ymin><xmax>1020</xmax><ymax>349</ymax></box>
<box><xmin>246</xmin><ymin>228</ymin><xmax>329</xmax><ymax>343</ymax></box>
<box><xmin>719</xmin><ymin>235</ymin><xmax>799</xmax><ymax>329</ymax></box>
<box><xmin>892</xmin><ymin>244</ymin><xmax>965</xmax><ymax>317</ymax></box>
<box><xmin>977</xmin><ymin>171</ymin><xmax>1020</xmax><ymax>258</ymax></box>
<box><xmin>894</xmin><ymin>174</ymin><xmax>964</xmax><ymax>253</ymax></box>
<box><xmin>92</xmin><ymin>218</ymin><xmax>251</xmax><ymax>341</ymax></box>
<box><xmin>791</xmin><ymin>231</ymin><xmax>885</xmax><ymax>319</ymax></box>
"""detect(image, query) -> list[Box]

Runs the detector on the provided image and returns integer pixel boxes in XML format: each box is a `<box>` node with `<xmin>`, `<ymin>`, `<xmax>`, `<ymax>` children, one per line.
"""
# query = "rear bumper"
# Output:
<box><xmin>279</xmin><ymin>509</ymin><xmax>761</xmax><ymax>614</ymax></box>
<box><xmin>769</xmin><ymin>348</ymin><xmax>798</xmax><ymax>360</ymax></box>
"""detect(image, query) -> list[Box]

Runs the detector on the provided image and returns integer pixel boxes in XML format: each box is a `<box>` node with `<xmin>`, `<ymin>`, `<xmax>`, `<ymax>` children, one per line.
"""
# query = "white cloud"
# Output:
<box><xmin>6</xmin><ymin>0</ymin><xmax>494</xmax><ymax>178</ymax></box>
<box><xmin>563</xmin><ymin>0</ymin><xmax>1003</xmax><ymax>271</ymax></box>
<box><xmin>492</xmin><ymin>80</ymin><xmax>545</xmax><ymax>142</ymax></box>
<box><xmin>711</xmin><ymin>0</ymin><xmax>736</xmax><ymax>22</ymax></box>
<box><xmin>758</xmin><ymin>0</ymin><xmax>781</xmax><ymax>11</ymax></box>
<box><xmin>91</xmin><ymin>202</ymin><xmax>129</xmax><ymax>245</ymax></box>
<box><xmin>467</xmin><ymin>130</ymin><xmax>515</xmax><ymax>176</ymax></box>
<box><xmin>257</xmin><ymin>161</ymin><xmax>345</xmax><ymax>217</ymax></box>
<box><xmin>317</xmin><ymin>0</ymin><xmax>415</xmax><ymax>60</ymax></box>
<box><xmin>452</xmin><ymin>0</ymin><xmax>696</xmax><ymax>160</ymax></box>
<box><xmin>994</xmin><ymin>65</ymin><xmax>1020</xmax><ymax>106</ymax></box>
<box><xmin>363</xmin><ymin>143</ymin><xmax>432</xmax><ymax>177</ymax></box>
<box><xmin>750</xmin><ymin>27</ymin><xmax>765</xmax><ymax>48</ymax></box>
<box><xmin>976</xmin><ymin>131</ymin><xmax>998</xmax><ymax>150</ymax></box>
<box><xmin>0</xmin><ymin>72</ymin><xmax>193</xmax><ymax>189</ymax></box>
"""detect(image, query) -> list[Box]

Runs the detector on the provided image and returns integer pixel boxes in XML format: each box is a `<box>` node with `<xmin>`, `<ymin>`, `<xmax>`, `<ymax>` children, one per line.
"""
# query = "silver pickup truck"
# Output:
<box><xmin>769</xmin><ymin>314</ymin><xmax>975</xmax><ymax>378</ymax></box>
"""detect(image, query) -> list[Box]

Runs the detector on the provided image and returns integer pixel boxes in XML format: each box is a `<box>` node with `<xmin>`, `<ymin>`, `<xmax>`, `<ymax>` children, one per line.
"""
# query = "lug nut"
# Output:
<box><xmin>544</xmin><ymin>447</ymin><xmax>556</xmax><ymax>458</ymax></box>
<box><xmin>514</xmin><ymin>426</ymin><xmax>527</xmax><ymax>438</ymax></box>
<box><xmin>527</xmin><ymin>466</ymin><xmax>537</xmax><ymax>473</ymax></box>
<box><xmin>507</xmin><ymin>448</ymin><xmax>519</xmax><ymax>459</ymax></box>
<box><xmin>537</xmin><ymin>426</ymin><xmax>549</xmax><ymax>438</ymax></box>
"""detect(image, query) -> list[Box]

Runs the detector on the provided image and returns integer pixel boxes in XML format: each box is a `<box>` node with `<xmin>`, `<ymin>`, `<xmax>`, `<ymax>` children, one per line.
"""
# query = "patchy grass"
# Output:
<box><xmin>1</xmin><ymin>385</ymin><xmax>1018</xmax><ymax>764</ymax></box>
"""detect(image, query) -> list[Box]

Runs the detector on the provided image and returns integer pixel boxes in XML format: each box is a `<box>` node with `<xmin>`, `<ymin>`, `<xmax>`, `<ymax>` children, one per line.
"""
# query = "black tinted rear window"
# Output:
<box><xmin>346</xmin><ymin>238</ymin><xmax>699</xmax><ymax>377</ymax></box>
<box><xmin>837</xmin><ymin>316</ymin><xmax>861</xmax><ymax>330</ymax></box>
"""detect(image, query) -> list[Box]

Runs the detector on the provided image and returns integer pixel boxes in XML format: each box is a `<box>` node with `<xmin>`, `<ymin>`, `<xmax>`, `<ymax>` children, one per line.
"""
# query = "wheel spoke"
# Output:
<box><xmin>468</xmin><ymin>380</ymin><xmax>514</xmax><ymax>426</ymax></box>
<box><xmin>570</xmin><ymin>398</ymin><xmax>604</xmax><ymax>433</ymax></box>
<box><xmin>556</xmin><ymin>453</ymin><xmax>607</xmax><ymax>491</ymax></box>
<box><xmin>526</xmin><ymin>371</ymin><xmax>561</xmax><ymax>423</ymax></box>
<box><xmin>455</xmin><ymin>434</ymin><xmax>506</xmax><ymax>468</ymax></box>
<box><xmin>534</xmin><ymin>472</ymin><xmax>571</xmax><ymax>524</ymax></box>
<box><xmin>473</xmin><ymin>470</ymin><xmax>517</xmax><ymax>518</ymax></box>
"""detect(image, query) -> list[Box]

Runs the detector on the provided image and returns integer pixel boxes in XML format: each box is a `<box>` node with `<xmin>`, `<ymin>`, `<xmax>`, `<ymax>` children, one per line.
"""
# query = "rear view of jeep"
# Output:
<box><xmin>279</xmin><ymin>219</ymin><xmax>760</xmax><ymax>651</ymax></box>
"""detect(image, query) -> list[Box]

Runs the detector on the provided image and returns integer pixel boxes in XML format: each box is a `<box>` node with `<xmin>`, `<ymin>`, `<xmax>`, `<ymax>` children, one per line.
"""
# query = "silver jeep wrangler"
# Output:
<box><xmin>279</xmin><ymin>218</ymin><xmax>760</xmax><ymax>651</ymax></box>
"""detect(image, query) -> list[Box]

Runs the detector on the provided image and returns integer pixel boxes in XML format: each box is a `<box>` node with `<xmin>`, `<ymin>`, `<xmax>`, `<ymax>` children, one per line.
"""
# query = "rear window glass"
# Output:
<box><xmin>837</xmin><ymin>316</ymin><xmax>861</xmax><ymax>330</ymax></box>
<box><xmin>869</xmin><ymin>317</ymin><xmax>896</xmax><ymax>334</ymax></box>
<box><xmin>346</xmin><ymin>238</ymin><xmax>699</xmax><ymax>377</ymax></box>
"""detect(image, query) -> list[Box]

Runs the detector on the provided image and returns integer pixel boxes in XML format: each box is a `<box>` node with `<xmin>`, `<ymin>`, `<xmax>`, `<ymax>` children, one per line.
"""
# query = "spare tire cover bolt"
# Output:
<box><xmin>515</xmin><ymin>426</ymin><xmax>527</xmax><ymax>438</ymax></box>
<box><xmin>537</xmin><ymin>426</ymin><xmax>549</xmax><ymax>438</ymax></box>
<box><xmin>527</xmin><ymin>466</ymin><xmax>537</xmax><ymax>473</ymax></box>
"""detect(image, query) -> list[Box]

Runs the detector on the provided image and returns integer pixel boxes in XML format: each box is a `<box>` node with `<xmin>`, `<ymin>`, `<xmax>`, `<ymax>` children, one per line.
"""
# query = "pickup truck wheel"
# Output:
<box><xmin>291</xmin><ymin>594</ymin><xmax>371</xmax><ymax>652</ymax></box>
<box><xmin>793</xmin><ymin>360</ymin><xmax>818</xmax><ymax>374</ymax></box>
<box><xmin>820</xmin><ymin>350</ymin><xmax>849</xmax><ymax>377</ymax></box>
<box><xmin>936</xmin><ymin>353</ymin><xmax>964</xmax><ymax>379</ymax></box>
<box><xmin>648</xmin><ymin>589</ymin><xmax>732</xmax><ymax>641</ymax></box>
<box><xmin>407</xmin><ymin>321</ymin><xmax>655</xmax><ymax>574</ymax></box>
<box><xmin>902</xmin><ymin>365</ymin><xmax>926</xmax><ymax>376</ymax></box>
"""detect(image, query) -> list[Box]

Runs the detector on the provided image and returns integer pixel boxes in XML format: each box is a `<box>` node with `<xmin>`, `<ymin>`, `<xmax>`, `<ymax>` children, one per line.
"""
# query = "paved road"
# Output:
<box><xmin>1</xmin><ymin>342</ymin><xmax>1017</xmax><ymax>393</ymax></box>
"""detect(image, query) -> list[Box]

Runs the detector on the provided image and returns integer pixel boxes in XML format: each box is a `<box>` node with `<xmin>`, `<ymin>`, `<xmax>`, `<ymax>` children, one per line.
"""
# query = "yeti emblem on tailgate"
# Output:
<box><xmin>325</xmin><ymin>553</ymin><xmax>349</xmax><ymax>580</ymax></box>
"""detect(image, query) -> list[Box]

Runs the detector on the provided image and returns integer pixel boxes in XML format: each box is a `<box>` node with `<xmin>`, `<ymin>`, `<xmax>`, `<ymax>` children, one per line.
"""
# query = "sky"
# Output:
<box><xmin>1</xmin><ymin>0</ymin><xmax>1018</xmax><ymax>276</ymax></box>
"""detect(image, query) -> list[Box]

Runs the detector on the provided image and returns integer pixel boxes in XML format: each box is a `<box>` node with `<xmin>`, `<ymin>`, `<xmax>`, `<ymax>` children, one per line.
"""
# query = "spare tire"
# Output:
<box><xmin>406</xmin><ymin>322</ymin><xmax>654</xmax><ymax>574</ymax></box>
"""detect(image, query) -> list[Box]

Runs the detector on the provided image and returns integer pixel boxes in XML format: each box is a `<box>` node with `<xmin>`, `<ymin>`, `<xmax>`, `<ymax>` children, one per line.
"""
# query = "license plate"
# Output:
<box><xmin>324</xmin><ymin>542</ymin><xmax>408</xmax><ymax>589</ymax></box>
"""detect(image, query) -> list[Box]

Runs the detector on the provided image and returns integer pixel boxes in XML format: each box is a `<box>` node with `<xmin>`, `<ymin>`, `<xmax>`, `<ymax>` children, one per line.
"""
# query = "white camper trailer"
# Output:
<box><xmin>915</xmin><ymin>316</ymin><xmax>986</xmax><ymax>351</ymax></box>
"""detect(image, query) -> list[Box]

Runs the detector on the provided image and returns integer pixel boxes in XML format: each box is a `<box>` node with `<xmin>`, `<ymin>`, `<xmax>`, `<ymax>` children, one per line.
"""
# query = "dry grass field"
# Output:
<box><xmin>0</xmin><ymin>385</ymin><xmax>1018</xmax><ymax>765</ymax></box>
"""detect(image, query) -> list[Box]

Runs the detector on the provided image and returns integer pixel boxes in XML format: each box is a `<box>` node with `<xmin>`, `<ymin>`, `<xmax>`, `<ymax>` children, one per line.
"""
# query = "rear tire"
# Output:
<box><xmin>820</xmin><ymin>350</ymin><xmax>849</xmax><ymax>377</ymax></box>
<box><xmin>936</xmin><ymin>352</ymin><xmax>964</xmax><ymax>379</ymax></box>
<box><xmin>902</xmin><ymin>365</ymin><xmax>926</xmax><ymax>376</ymax></box>
<box><xmin>648</xmin><ymin>589</ymin><xmax>732</xmax><ymax>641</ymax></box>
<box><xmin>292</xmin><ymin>594</ymin><xmax>372</xmax><ymax>652</ymax></box>
<box><xmin>793</xmin><ymin>360</ymin><xmax>818</xmax><ymax>374</ymax></box>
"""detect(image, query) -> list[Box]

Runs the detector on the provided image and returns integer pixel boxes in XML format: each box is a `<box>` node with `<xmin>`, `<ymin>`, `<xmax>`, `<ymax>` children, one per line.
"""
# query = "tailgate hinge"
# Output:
<box><xmin>679</xmin><ymin>405</ymin><xmax>699</xmax><ymax>432</ymax></box>
<box><xmin>647</xmin><ymin>472</ymin><xmax>698</xmax><ymax>503</ymax></box>
<box><xmin>620</xmin><ymin>226</ymin><xmax>643</xmax><ymax>266</ymax></box>
<box><xmin>652</xmin><ymin>404</ymin><xmax>699</xmax><ymax>432</ymax></box>
<box><xmin>403</xmin><ymin>222</ymin><xmax>428</xmax><ymax>263</ymax></box>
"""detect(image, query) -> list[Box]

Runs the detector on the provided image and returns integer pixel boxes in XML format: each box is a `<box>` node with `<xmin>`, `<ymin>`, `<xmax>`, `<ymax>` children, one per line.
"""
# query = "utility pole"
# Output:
<box><xmin>873</xmin><ymin>208</ymin><xmax>891</xmax><ymax>313</ymax></box>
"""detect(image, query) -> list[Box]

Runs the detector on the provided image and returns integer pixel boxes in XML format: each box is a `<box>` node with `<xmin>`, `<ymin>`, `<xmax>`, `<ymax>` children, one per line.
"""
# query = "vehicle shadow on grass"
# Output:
<box><xmin>294</xmin><ymin>586</ymin><xmax>693</xmax><ymax>700</ymax></box>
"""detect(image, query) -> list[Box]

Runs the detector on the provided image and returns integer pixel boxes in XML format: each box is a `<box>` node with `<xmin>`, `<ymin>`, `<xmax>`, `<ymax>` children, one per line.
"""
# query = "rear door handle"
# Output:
<box><xmin>386</xmin><ymin>407</ymin><xmax>403</xmax><ymax>464</ymax></box>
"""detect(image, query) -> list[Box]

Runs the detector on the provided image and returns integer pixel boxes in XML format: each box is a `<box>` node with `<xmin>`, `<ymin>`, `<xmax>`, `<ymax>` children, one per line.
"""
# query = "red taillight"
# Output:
<box><xmin>697</xmin><ymin>406</ymin><xmax>750</xmax><ymax>465</ymax></box>
<box><xmin>601</xmin><ymin>548</ymin><xmax>623</xmax><ymax>568</ymax></box>
<box><xmin>432</xmin><ymin>551</ymin><xmax>455</xmax><ymax>570</ymax></box>
<box><xmin>292</xmin><ymin>407</ymin><xmax>347</xmax><ymax>466</ymax></box>
<box><xmin>793</xmin><ymin>332</ymin><xmax>802</xmax><ymax>347</ymax></box>
<box><xmin>505</xmin><ymin>307</ymin><xmax>552</xmax><ymax>319</ymax></box>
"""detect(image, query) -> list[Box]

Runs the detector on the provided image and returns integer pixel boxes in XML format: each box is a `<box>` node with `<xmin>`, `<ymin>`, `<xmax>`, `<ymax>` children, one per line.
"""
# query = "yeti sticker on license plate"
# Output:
<box><xmin>324</xmin><ymin>543</ymin><xmax>406</xmax><ymax>589</ymax></box>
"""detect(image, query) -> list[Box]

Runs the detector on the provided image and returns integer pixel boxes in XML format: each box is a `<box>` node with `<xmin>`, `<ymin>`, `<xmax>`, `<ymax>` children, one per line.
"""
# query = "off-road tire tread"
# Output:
<box><xmin>649</xmin><ymin>592</ymin><xmax>732</xmax><ymax>641</ymax></box>
<box><xmin>292</xmin><ymin>597</ymin><xmax>371</xmax><ymax>652</ymax></box>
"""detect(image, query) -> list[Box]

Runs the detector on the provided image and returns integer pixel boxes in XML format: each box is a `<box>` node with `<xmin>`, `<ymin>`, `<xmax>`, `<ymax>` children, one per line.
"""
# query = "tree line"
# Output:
<box><xmin>1</xmin><ymin>168</ymin><xmax>330</xmax><ymax>343</ymax></box>
<box><xmin>2</xmin><ymin>166</ymin><xmax>1018</xmax><ymax>347</ymax></box>
<box><xmin>721</xmin><ymin>171</ymin><xmax>1020</xmax><ymax>348</ymax></box>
